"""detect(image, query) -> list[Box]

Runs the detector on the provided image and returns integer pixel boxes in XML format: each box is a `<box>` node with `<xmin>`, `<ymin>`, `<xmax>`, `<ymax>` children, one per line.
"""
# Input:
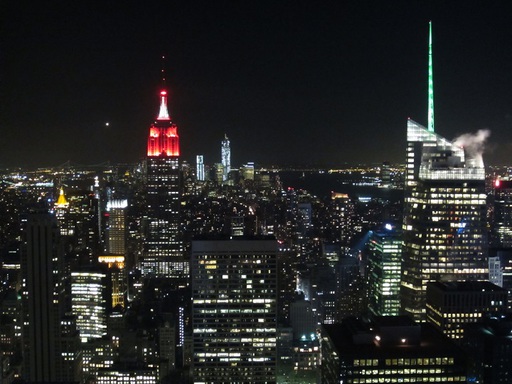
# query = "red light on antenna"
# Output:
<box><xmin>160</xmin><ymin>90</ymin><xmax>167</xmax><ymax>96</ymax></box>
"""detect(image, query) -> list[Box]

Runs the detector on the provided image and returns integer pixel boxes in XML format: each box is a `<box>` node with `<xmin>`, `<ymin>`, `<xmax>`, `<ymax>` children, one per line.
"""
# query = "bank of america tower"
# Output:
<box><xmin>400</xmin><ymin>22</ymin><xmax>488</xmax><ymax>322</ymax></box>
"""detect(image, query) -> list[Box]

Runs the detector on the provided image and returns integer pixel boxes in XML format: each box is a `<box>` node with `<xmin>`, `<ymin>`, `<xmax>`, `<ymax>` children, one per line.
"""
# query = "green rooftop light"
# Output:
<box><xmin>428</xmin><ymin>21</ymin><xmax>434</xmax><ymax>132</ymax></box>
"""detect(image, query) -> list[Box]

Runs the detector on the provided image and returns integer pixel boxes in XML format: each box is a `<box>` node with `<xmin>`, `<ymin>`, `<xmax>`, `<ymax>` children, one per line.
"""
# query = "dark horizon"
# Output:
<box><xmin>2</xmin><ymin>1</ymin><xmax>512</xmax><ymax>168</ymax></box>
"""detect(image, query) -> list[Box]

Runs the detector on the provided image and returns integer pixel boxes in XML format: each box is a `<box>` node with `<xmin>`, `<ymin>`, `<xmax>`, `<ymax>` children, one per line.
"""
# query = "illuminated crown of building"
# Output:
<box><xmin>55</xmin><ymin>187</ymin><xmax>69</xmax><ymax>208</ymax></box>
<box><xmin>147</xmin><ymin>89</ymin><xmax>180</xmax><ymax>157</ymax></box>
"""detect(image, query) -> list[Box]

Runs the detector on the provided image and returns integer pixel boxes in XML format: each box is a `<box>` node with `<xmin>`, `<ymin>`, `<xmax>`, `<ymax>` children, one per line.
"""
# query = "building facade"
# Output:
<box><xmin>321</xmin><ymin>316</ymin><xmax>468</xmax><ymax>384</ymax></box>
<box><xmin>367</xmin><ymin>224</ymin><xmax>402</xmax><ymax>316</ymax></box>
<box><xmin>491</xmin><ymin>178</ymin><xmax>512</xmax><ymax>248</ymax></box>
<box><xmin>401</xmin><ymin>119</ymin><xmax>488</xmax><ymax>322</ymax></box>
<box><xmin>191</xmin><ymin>237</ymin><xmax>278</xmax><ymax>383</ymax></box>
<box><xmin>196</xmin><ymin>155</ymin><xmax>205</xmax><ymax>182</ymax></box>
<box><xmin>221</xmin><ymin>134</ymin><xmax>230</xmax><ymax>182</ymax></box>
<box><xmin>425</xmin><ymin>281</ymin><xmax>508</xmax><ymax>340</ymax></box>
<box><xmin>106</xmin><ymin>199</ymin><xmax>127</xmax><ymax>255</ymax></box>
<box><xmin>71</xmin><ymin>268</ymin><xmax>109</xmax><ymax>342</ymax></box>
<box><xmin>21</xmin><ymin>212</ymin><xmax>81</xmax><ymax>382</ymax></box>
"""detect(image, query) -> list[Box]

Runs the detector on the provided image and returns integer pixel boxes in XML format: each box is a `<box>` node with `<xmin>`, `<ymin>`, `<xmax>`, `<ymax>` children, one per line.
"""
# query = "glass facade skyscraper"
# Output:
<box><xmin>401</xmin><ymin>119</ymin><xmax>488</xmax><ymax>322</ymax></box>
<box><xmin>221</xmin><ymin>134</ymin><xmax>230</xmax><ymax>182</ymax></box>
<box><xmin>367</xmin><ymin>225</ymin><xmax>402</xmax><ymax>316</ymax></box>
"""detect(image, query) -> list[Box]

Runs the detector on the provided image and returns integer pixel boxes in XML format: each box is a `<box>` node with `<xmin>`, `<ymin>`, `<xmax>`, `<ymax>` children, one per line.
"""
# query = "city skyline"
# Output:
<box><xmin>2</xmin><ymin>2</ymin><xmax>512</xmax><ymax>167</ymax></box>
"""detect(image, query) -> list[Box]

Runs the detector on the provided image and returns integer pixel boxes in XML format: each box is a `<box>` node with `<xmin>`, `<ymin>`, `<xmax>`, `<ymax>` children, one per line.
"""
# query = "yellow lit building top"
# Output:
<box><xmin>55</xmin><ymin>187</ymin><xmax>69</xmax><ymax>207</ymax></box>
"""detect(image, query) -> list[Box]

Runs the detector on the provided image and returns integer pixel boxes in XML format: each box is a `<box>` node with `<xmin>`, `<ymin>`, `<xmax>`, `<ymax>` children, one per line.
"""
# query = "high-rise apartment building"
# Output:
<box><xmin>142</xmin><ymin>88</ymin><xmax>186</xmax><ymax>282</ymax></box>
<box><xmin>401</xmin><ymin>23</ymin><xmax>488</xmax><ymax>322</ymax></box>
<box><xmin>221</xmin><ymin>134</ymin><xmax>230</xmax><ymax>182</ymax></box>
<box><xmin>191</xmin><ymin>237</ymin><xmax>278</xmax><ymax>383</ymax></box>
<box><xmin>367</xmin><ymin>224</ymin><xmax>402</xmax><ymax>316</ymax></box>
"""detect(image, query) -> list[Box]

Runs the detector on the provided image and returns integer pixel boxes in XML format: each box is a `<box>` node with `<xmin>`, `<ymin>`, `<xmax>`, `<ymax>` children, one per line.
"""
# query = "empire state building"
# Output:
<box><xmin>142</xmin><ymin>88</ymin><xmax>187</xmax><ymax>284</ymax></box>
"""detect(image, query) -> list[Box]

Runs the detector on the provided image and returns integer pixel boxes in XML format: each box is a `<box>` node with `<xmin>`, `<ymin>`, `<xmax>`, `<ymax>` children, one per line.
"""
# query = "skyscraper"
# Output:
<box><xmin>106</xmin><ymin>199</ymin><xmax>128</xmax><ymax>255</ymax></box>
<box><xmin>142</xmin><ymin>88</ymin><xmax>186</xmax><ymax>282</ymax></box>
<box><xmin>367</xmin><ymin>224</ymin><xmax>402</xmax><ymax>316</ymax></box>
<box><xmin>221</xmin><ymin>134</ymin><xmax>230</xmax><ymax>182</ymax></box>
<box><xmin>71</xmin><ymin>268</ymin><xmax>109</xmax><ymax>342</ymax></box>
<box><xmin>491</xmin><ymin>178</ymin><xmax>512</xmax><ymax>248</ymax></box>
<box><xmin>400</xmin><ymin>23</ymin><xmax>488</xmax><ymax>322</ymax></box>
<box><xmin>196</xmin><ymin>155</ymin><xmax>205</xmax><ymax>182</ymax></box>
<box><xmin>21</xmin><ymin>212</ymin><xmax>81</xmax><ymax>382</ymax></box>
<box><xmin>191</xmin><ymin>237</ymin><xmax>278</xmax><ymax>383</ymax></box>
<box><xmin>401</xmin><ymin>119</ymin><xmax>488</xmax><ymax>322</ymax></box>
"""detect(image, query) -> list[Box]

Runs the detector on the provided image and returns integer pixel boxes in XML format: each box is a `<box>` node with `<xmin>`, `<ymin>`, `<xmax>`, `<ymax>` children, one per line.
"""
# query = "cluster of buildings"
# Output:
<box><xmin>1</xmin><ymin>22</ymin><xmax>512</xmax><ymax>384</ymax></box>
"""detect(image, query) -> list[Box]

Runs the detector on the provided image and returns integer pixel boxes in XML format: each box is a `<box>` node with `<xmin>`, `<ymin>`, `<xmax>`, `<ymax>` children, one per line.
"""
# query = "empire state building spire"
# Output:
<box><xmin>157</xmin><ymin>55</ymin><xmax>170</xmax><ymax>120</ymax></box>
<box><xmin>147</xmin><ymin>87</ymin><xmax>180</xmax><ymax>157</ymax></box>
<box><xmin>157</xmin><ymin>90</ymin><xmax>170</xmax><ymax>120</ymax></box>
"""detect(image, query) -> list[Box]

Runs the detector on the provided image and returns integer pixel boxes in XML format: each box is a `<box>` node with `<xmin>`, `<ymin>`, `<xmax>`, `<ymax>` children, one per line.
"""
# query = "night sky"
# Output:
<box><xmin>2</xmin><ymin>1</ymin><xmax>512</xmax><ymax>168</ymax></box>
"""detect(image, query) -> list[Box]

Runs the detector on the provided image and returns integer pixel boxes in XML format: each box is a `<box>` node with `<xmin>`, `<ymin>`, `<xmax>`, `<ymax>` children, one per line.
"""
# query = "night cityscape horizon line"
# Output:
<box><xmin>2</xmin><ymin>6</ymin><xmax>512</xmax><ymax>382</ymax></box>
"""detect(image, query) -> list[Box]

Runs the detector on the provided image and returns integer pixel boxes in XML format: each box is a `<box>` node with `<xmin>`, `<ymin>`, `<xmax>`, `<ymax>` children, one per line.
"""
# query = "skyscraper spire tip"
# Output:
<box><xmin>427</xmin><ymin>21</ymin><xmax>434</xmax><ymax>132</ymax></box>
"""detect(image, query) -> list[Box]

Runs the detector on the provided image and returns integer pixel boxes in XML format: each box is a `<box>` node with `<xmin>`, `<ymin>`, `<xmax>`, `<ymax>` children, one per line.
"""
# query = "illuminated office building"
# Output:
<box><xmin>54</xmin><ymin>187</ymin><xmax>70</xmax><ymax>236</ymax></box>
<box><xmin>401</xmin><ymin>118</ymin><xmax>488</xmax><ymax>322</ymax></box>
<box><xmin>98</xmin><ymin>255</ymin><xmax>126</xmax><ymax>308</ymax></box>
<box><xmin>106</xmin><ymin>199</ymin><xmax>127</xmax><ymax>255</ymax></box>
<box><xmin>321</xmin><ymin>316</ymin><xmax>468</xmax><ymax>383</ymax></box>
<box><xmin>221</xmin><ymin>134</ymin><xmax>230</xmax><ymax>182</ymax></box>
<box><xmin>401</xmin><ymin>23</ymin><xmax>488</xmax><ymax>322</ymax></box>
<box><xmin>241</xmin><ymin>162</ymin><xmax>255</xmax><ymax>181</ymax></box>
<box><xmin>142</xmin><ymin>88</ymin><xmax>186</xmax><ymax>282</ymax></box>
<box><xmin>426</xmin><ymin>281</ymin><xmax>507</xmax><ymax>340</ymax></box>
<box><xmin>213</xmin><ymin>163</ymin><xmax>224</xmax><ymax>184</ymax></box>
<box><xmin>191</xmin><ymin>237</ymin><xmax>277</xmax><ymax>383</ymax></box>
<box><xmin>81</xmin><ymin>337</ymin><xmax>115</xmax><ymax>377</ymax></box>
<box><xmin>71</xmin><ymin>268</ymin><xmax>109</xmax><ymax>342</ymax></box>
<box><xmin>96</xmin><ymin>365</ymin><xmax>158</xmax><ymax>384</ymax></box>
<box><xmin>367</xmin><ymin>224</ymin><xmax>402</xmax><ymax>316</ymax></box>
<box><xmin>196</xmin><ymin>155</ymin><xmax>205</xmax><ymax>182</ymax></box>
<box><xmin>54</xmin><ymin>189</ymin><xmax>101</xmax><ymax>256</ymax></box>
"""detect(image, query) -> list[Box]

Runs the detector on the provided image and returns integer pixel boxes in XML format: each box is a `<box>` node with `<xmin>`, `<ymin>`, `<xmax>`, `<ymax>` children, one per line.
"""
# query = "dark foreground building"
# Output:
<box><xmin>321</xmin><ymin>316</ymin><xmax>467</xmax><ymax>383</ymax></box>
<box><xmin>463</xmin><ymin>314</ymin><xmax>512</xmax><ymax>384</ymax></box>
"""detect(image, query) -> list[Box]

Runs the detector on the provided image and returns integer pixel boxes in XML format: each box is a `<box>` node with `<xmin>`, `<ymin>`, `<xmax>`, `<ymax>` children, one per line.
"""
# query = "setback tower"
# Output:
<box><xmin>142</xmin><ymin>88</ymin><xmax>186</xmax><ymax>284</ymax></box>
<box><xmin>400</xmin><ymin>22</ymin><xmax>488</xmax><ymax>322</ymax></box>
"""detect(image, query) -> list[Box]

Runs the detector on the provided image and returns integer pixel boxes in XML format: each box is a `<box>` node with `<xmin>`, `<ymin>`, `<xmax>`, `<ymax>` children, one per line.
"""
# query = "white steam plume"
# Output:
<box><xmin>453</xmin><ymin>129</ymin><xmax>491</xmax><ymax>168</ymax></box>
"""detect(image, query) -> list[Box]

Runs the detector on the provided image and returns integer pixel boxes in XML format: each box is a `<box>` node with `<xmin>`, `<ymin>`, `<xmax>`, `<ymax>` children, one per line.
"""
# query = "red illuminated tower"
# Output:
<box><xmin>147</xmin><ymin>90</ymin><xmax>180</xmax><ymax>157</ymax></box>
<box><xmin>142</xmin><ymin>88</ymin><xmax>186</xmax><ymax>284</ymax></box>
